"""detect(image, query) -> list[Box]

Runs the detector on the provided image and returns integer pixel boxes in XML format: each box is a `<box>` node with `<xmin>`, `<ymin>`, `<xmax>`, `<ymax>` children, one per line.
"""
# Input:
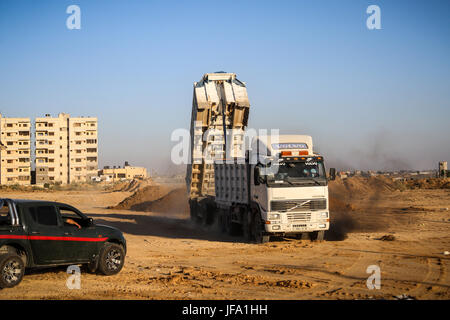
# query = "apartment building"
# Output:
<box><xmin>35</xmin><ymin>113</ymin><xmax>98</xmax><ymax>184</ymax></box>
<box><xmin>0</xmin><ymin>114</ymin><xmax>31</xmax><ymax>185</ymax></box>
<box><xmin>99</xmin><ymin>163</ymin><xmax>147</xmax><ymax>182</ymax></box>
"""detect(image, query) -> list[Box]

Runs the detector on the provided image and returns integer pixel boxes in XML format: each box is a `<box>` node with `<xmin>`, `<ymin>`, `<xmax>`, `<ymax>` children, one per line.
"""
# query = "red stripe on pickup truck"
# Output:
<box><xmin>0</xmin><ymin>235</ymin><xmax>28</xmax><ymax>240</ymax></box>
<box><xmin>0</xmin><ymin>235</ymin><xmax>108</xmax><ymax>242</ymax></box>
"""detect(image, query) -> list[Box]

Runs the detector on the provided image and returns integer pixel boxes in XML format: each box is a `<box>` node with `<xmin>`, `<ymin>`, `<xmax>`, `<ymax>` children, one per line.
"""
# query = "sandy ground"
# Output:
<box><xmin>0</xmin><ymin>180</ymin><xmax>449</xmax><ymax>300</ymax></box>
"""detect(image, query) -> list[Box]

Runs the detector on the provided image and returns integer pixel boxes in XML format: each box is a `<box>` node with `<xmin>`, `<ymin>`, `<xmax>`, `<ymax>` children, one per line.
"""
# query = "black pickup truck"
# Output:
<box><xmin>0</xmin><ymin>198</ymin><xmax>126</xmax><ymax>288</ymax></box>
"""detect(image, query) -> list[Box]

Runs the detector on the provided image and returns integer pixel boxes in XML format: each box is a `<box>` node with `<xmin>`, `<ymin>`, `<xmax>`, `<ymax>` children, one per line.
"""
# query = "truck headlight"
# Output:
<box><xmin>321</xmin><ymin>212</ymin><xmax>328</xmax><ymax>218</ymax></box>
<box><xmin>269</xmin><ymin>214</ymin><xmax>280</xmax><ymax>220</ymax></box>
<box><xmin>272</xmin><ymin>225</ymin><xmax>281</xmax><ymax>230</ymax></box>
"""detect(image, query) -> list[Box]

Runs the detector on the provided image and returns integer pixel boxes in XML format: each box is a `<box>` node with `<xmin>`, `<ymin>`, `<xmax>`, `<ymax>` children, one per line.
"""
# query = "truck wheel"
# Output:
<box><xmin>255</xmin><ymin>233</ymin><xmax>270</xmax><ymax>244</ymax></box>
<box><xmin>225</xmin><ymin>215</ymin><xmax>240</xmax><ymax>236</ymax></box>
<box><xmin>251</xmin><ymin>213</ymin><xmax>269</xmax><ymax>244</ymax></box>
<box><xmin>242</xmin><ymin>213</ymin><xmax>252</xmax><ymax>241</ymax></box>
<box><xmin>217</xmin><ymin>211</ymin><xmax>226</xmax><ymax>233</ymax></box>
<box><xmin>0</xmin><ymin>254</ymin><xmax>25</xmax><ymax>288</ymax></box>
<box><xmin>98</xmin><ymin>243</ymin><xmax>125</xmax><ymax>276</ymax></box>
<box><xmin>201</xmin><ymin>203</ymin><xmax>215</xmax><ymax>226</ymax></box>
<box><xmin>190</xmin><ymin>201</ymin><xmax>200</xmax><ymax>224</ymax></box>
<box><xmin>311</xmin><ymin>231</ymin><xmax>325</xmax><ymax>241</ymax></box>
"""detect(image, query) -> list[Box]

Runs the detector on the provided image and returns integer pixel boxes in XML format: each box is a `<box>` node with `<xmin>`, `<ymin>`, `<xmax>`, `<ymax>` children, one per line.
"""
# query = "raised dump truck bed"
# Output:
<box><xmin>186</xmin><ymin>72</ymin><xmax>250</xmax><ymax>200</ymax></box>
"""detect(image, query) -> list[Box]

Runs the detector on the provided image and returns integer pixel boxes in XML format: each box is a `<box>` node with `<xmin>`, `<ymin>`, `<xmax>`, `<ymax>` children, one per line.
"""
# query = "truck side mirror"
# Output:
<box><xmin>329</xmin><ymin>168</ymin><xmax>336</xmax><ymax>181</ymax></box>
<box><xmin>254</xmin><ymin>167</ymin><xmax>260</xmax><ymax>185</ymax></box>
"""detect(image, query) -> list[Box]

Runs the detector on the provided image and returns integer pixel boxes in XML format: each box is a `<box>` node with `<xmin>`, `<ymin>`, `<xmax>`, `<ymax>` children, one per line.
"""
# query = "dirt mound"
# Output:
<box><xmin>109</xmin><ymin>184</ymin><xmax>189</xmax><ymax>216</ymax></box>
<box><xmin>128</xmin><ymin>188</ymin><xmax>189</xmax><ymax>215</ymax></box>
<box><xmin>329</xmin><ymin>176</ymin><xmax>396</xmax><ymax>199</ymax></box>
<box><xmin>378</xmin><ymin>234</ymin><xmax>396</xmax><ymax>241</ymax></box>
<box><xmin>402</xmin><ymin>178</ymin><xmax>450</xmax><ymax>190</ymax></box>
<box><xmin>327</xmin><ymin>176</ymin><xmax>395</xmax><ymax>240</ymax></box>
<box><xmin>109</xmin><ymin>185</ymin><xmax>170</xmax><ymax>210</ymax></box>
<box><xmin>107</xmin><ymin>179</ymin><xmax>152</xmax><ymax>193</ymax></box>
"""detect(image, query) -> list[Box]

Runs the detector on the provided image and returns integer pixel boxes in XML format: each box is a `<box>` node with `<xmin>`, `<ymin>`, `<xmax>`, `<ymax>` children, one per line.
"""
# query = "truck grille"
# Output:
<box><xmin>288</xmin><ymin>214</ymin><xmax>311</xmax><ymax>222</ymax></box>
<box><xmin>271</xmin><ymin>199</ymin><xmax>326</xmax><ymax>212</ymax></box>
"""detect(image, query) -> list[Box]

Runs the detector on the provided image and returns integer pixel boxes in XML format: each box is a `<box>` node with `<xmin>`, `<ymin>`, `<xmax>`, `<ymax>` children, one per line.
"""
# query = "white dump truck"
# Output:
<box><xmin>186</xmin><ymin>72</ymin><xmax>335</xmax><ymax>243</ymax></box>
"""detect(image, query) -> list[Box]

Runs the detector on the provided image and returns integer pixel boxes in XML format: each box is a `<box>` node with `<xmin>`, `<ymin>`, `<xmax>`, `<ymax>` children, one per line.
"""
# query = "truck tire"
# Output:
<box><xmin>225</xmin><ymin>214</ymin><xmax>240</xmax><ymax>236</ymax></box>
<box><xmin>251</xmin><ymin>213</ymin><xmax>270</xmax><ymax>244</ymax></box>
<box><xmin>218</xmin><ymin>211</ymin><xmax>227</xmax><ymax>233</ymax></box>
<box><xmin>0</xmin><ymin>253</ymin><xmax>25</xmax><ymax>288</ymax></box>
<box><xmin>242</xmin><ymin>214</ymin><xmax>252</xmax><ymax>242</ymax></box>
<box><xmin>311</xmin><ymin>231</ymin><xmax>325</xmax><ymax>241</ymax></box>
<box><xmin>98</xmin><ymin>243</ymin><xmax>125</xmax><ymax>276</ymax></box>
<box><xmin>189</xmin><ymin>201</ymin><xmax>200</xmax><ymax>224</ymax></box>
<box><xmin>201</xmin><ymin>203</ymin><xmax>215</xmax><ymax>226</ymax></box>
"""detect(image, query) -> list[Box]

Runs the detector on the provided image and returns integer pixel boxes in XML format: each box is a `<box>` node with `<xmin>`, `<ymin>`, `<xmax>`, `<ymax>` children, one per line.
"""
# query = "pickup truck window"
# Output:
<box><xmin>28</xmin><ymin>206</ymin><xmax>59</xmax><ymax>226</ymax></box>
<box><xmin>59</xmin><ymin>207</ymin><xmax>81</xmax><ymax>220</ymax></box>
<box><xmin>58</xmin><ymin>206</ymin><xmax>84</xmax><ymax>228</ymax></box>
<box><xmin>0</xmin><ymin>203</ymin><xmax>12</xmax><ymax>226</ymax></box>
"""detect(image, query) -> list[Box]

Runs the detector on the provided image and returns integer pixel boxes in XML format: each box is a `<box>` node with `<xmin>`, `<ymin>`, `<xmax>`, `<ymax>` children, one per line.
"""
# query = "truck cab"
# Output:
<box><xmin>250</xmin><ymin>134</ymin><xmax>335</xmax><ymax>241</ymax></box>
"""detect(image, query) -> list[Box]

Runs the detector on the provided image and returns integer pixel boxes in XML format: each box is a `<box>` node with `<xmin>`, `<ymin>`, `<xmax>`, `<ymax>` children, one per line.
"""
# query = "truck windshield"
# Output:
<box><xmin>265</xmin><ymin>160</ymin><xmax>327</xmax><ymax>186</ymax></box>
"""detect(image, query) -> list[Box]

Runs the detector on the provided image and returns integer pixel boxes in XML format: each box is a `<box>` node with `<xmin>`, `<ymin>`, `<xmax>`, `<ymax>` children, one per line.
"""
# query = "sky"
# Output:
<box><xmin>0</xmin><ymin>0</ymin><xmax>449</xmax><ymax>174</ymax></box>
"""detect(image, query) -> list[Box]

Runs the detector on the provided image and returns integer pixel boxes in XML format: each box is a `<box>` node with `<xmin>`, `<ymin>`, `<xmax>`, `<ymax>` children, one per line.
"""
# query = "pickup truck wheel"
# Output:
<box><xmin>98</xmin><ymin>243</ymin><xmax>125</xmax><ymax>276</ymax></box>
<box><xmin>311</xmin><ymin>231</ymin><xmax>325</xmax><ymax>241</ymax></box>
<box><xmin>0</xmin><ymin>254</ymin><xmax>25</xmax><ymax>288</ymax></box>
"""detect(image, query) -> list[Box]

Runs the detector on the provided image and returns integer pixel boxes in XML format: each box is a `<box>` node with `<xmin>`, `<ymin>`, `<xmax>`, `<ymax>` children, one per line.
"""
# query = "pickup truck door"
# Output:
<box><xmin>57</xmin><ymin>205</ymin><xmax>99</xmax><ymax>262</ymax></box>
<box><xmin>25</xmin><ymin>205</ymin><xmax>67</xmax><ymax>265</ymax></box>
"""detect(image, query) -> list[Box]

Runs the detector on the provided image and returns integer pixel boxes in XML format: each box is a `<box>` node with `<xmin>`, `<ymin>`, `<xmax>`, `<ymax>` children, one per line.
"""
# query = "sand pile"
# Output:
<box><xmin>128</xmin><ymin>188</ymin><xmax>189</xmax><ymax>215</ymax></box>
<box><xmin>326</xmin><ymin>176</ymin><xmax>397</xmax><ymax>240</ymax></box>
<box><xmin>402</xmin><ymin>178</ymin><xmax>450</xmax><ymax>190</ymax></box>
<box><xmin>329</xmin><ymin>176</ymin><xmax>396</xmax><ymax>200</ymax></box>
<box><xmin>107</xmin><ymin>179</ymin><xmax>152</xmax><ymax>193</ymax></box>
<box><xmin>109</xmin><ymin>185</ymin><xmax>170</xmax><ymax>210</ymax></box>
<box><xmin>109</xmin><ymin>184</ymin><xmax>189</xmax><ymax>216</ymax></box>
